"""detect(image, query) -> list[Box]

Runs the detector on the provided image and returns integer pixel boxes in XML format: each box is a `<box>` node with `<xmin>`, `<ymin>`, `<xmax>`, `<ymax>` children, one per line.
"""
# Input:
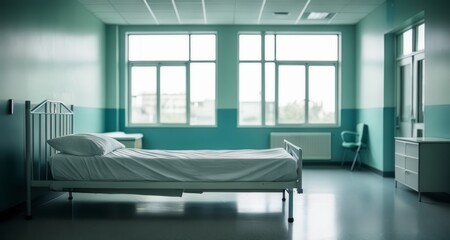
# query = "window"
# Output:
<box><xmin>128</xmin><ymin>34</ymin><xmax>216</xmax><ymax>126</ymax></box>
<box><xmin>398</xmin><ymin>23</ymin><xmax>425</xmax><ymax>56</ymax></box>
<box><xmin>238</xmin><ymin>33</ymin><xmax>339</xmax><ymax>126</ymax></box>
<box><xmin>401</xmin><ymin>29</ymin><xmax>413</xmax><ymax>56</ymax></box>
<box><xmin>395</xmin><ymin>23</ymin><xmax>425</xmax><ymax>138</ymax></box>
<box><xmin>417</xmin><ymin>23</ymin><xmax>425</xmax><ymax>51</ymax></box>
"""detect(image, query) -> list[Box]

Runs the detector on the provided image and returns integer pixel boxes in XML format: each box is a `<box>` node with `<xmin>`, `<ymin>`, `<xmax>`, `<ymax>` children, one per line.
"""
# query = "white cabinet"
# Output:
<box><xmin>395</xmin><ymin>137</ymin><xmax>450</xmax><ymax>201</ymax></box>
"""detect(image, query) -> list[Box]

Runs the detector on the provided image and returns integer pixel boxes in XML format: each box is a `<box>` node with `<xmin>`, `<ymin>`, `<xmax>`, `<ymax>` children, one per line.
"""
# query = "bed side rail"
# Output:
<box><xmin>283</xmin><ymin>140</ymin><xmax>303</xmax><ymax>194</ymax></box>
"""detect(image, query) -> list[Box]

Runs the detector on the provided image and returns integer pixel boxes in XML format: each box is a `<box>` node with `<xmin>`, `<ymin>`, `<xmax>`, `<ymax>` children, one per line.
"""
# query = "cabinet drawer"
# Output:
<box><xmin>395</xmin><ymin>167</ymin><xmax>405</xmax><ymax>183</ymax></box>
<box><xmin>405</xmin><ymin>143</ymin><xmax>419</xmax><ymax>158</ymax></box>
<box><xmin>405</xmin><ymin>157</ymin><xmax>419</xmax><ymax>173</ymax></box>
<box><xmin>405</xmin><ymin>171</ymin><xmax>418</xmax><ymax>191</ymax></box>
<box><xmin>395</xmin><ymin>141</ymin><xmax>406</xmax><ymax>154</ymax></box>
<box><xmin>395</xmin><ymin>154</ymin><xmax>405</xmax><ymax>168</ymax></box>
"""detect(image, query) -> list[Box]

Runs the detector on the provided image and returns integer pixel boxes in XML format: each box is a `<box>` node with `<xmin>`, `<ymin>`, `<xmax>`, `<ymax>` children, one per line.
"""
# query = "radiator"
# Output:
<box><xmin>270</xmin><ymin>132</ymin><xmax>331</xmax><ymax>160</ymax></box>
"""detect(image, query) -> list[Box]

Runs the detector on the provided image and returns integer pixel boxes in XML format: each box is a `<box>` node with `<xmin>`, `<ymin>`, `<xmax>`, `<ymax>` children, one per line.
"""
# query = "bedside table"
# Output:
<box><xmin>102</xmin><ymin>132</ymin><xmax>143</xmax><ymax>149</ymax></box>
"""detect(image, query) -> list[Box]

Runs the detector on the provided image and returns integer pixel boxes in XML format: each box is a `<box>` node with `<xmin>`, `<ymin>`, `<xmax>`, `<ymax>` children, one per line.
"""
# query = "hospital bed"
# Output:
<box><xmin>25</xmin><ymin>100</ymin><xmax>303</xmax><ymax>222</ymax></box>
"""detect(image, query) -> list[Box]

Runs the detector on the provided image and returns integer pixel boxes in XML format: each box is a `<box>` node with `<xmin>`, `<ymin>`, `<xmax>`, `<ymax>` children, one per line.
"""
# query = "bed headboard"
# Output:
<box><xmin>25</xmin><ymin>100</ymin><xmax>73</xmax><ymax>182</ymax></box>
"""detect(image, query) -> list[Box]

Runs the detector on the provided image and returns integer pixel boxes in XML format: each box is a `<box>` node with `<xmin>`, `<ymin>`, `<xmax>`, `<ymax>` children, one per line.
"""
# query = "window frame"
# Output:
<box><xmin>396</xmin><ymin>22</ymin><xmax>425</xmax><ymax>58</ymax></box>
<box><xmin>126</xmin><ymin>32</ymin><xmax>218</xmax><ymax>127</ymax></box>
<box><xmin>237</xmin><ymin>32</ymin><xmax>341</xmax><ymax>127</ymax></box>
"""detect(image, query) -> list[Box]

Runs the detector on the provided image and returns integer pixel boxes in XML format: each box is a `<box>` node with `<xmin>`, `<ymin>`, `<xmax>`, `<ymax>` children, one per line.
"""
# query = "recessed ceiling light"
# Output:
<box><xmin>307</xmin><ymin>12</ymin><xmax>331</xmax><ymax>20</ymax></box>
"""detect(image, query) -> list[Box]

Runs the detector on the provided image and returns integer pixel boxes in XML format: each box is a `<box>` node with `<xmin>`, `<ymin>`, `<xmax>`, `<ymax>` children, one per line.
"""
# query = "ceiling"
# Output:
<box><xmin>77</xmin><ymin>0</ymin><xmax>385</xmax><ymax>25</ymax></box>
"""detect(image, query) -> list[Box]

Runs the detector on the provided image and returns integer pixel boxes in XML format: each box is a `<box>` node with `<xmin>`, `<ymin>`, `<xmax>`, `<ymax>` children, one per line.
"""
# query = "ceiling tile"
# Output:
<box><xmin>306</xmin><ymin>4</ymin><xmax>346</xmax><ymax>13</ymax></box>
<box><xmin>235</xmin><ymin>0</ymin><xmax>263</xmax><ymax>11</ymax></box>
<box><xmin>340</xmin><ymin>4</ymin><xmax>379</xmax><ymax>13</ymax></box>
<box><xmin>206</xmin><ymin>3</ymin><xmax>235</xmax><ymax>12</ymax></box>
<box><xmin>329</xmin><ymin>19</ymin><xmax>359</xmax><ymax>24</ymax></box>
<box><xmin>108</xmin><ymin>0</ymin><xmax>143</xmax><ymax>4</ymax></box>
<box><xmin>111</xmin><ymin>4</ymin><xmax>148</xmax><ymax>12</ymax></box>
<box><xmin>123</xmin><ymin>18</ymin><xmax>158</xmax><ymax>24</ymax></box>
<box><xmin>312</xmin><ymin>0</ymin><xmax>352</xmax><ymax>4</ymax></box>
<box><xmin>102</xmin><ymin>18</ymin><xmax>128</xmax><ymax>24</ymax></box>
<box><xmin>76</xmin><ymin>0</ymin><xmax>386</xmax><ymax>25</ymax></box>
<box><xmin>177</xmin><ymin>3</ymin><xmax>203</xmax><ymax>19</ymax></box>
<box><xmin>332</xmin><ymin>12</ymin><xmax>367</xmax><ymax>20</ymax></box>
<box><xmin>94</xmin><ymin>12</ymin><xmax>124</xmax><ymax>19</ymax></box>
<box><xmin>297</xmin><ymin>19</ymin><xmax>332</xmax><ymax>25</ymax></box>
<box><xmin>78</xmin><ymin>0</ymin><xmax>109</xmax><ymax>4</ymax></box>
<box><xmin>348</xmin><ymin>0</ymin><xmax>385</xmax><ymax>4</ymax></box>
<box><xmin>120</xmin><ymin>12</ymin><xmax>154</xmax><ymax>19</ymax></box>
<box><xmin>84</xmin><ymin>4</ymin><xmax>116</xmax><ymax>12</ymax></box>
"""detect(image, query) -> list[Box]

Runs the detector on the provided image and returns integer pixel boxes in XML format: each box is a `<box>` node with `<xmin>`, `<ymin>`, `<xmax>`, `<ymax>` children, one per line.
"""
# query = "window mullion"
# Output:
<box><xmin>186</xmin><ymin>62</ymin><xmax>190</xmax><ymax>125</ymax></box>
<box><xmin>261</xmin><ymin>33</ymin><xmax>266</xmax><ymax>126</ymax></box>
<box><xmin>187</xmin><ymin>33</ymin><xmax>191</xmax><ymax>126</ymax></box>
<box><xmin>127</xmin><ymin>63</ymin><xmax>132</xmax><ymax>125</ymax></box>
<box><xmin>156</xmin><ymin>64</ymin><xmax>161</xmax><ymax>124</ymax></box>
<box><xmin>275</xmin><ymin>62</ymin><xmax>279</xmax><ymax>125</ymax></box>
<box><xmin>274</xmin><ymin>35</ymin><xmax>279</xmax><ymax>126</ymax></box>
<box><xmin>305</xmin><ymin>64</ymin><xmax>309</xmax><ymax>124</ymax></box>
<box><xmin>334</xmin><ymin>63</ymin><xmax>338</xmax><ymax>124</ymax></box>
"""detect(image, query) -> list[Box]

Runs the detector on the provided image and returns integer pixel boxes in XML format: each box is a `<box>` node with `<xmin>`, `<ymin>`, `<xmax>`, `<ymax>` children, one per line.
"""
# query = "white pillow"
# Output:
<box><xmin>47</xmin><ymin>133</ymin><xmax>125</xmax><ymax>156</ymax></box>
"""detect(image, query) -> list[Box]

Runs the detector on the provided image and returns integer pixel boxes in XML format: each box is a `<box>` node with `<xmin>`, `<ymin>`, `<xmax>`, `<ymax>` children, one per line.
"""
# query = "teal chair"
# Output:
<box><xmin>341</xmin><ymin>123</ymin><xmax>368</xmax><ymax>171</ymax></box>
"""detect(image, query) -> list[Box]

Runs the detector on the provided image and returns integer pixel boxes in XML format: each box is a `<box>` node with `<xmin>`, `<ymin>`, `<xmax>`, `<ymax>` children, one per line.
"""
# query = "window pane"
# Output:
<box><xmin>190</xmin><ymin>63</ymin><xmax>216</xmax><ymax>125</ymax></box>
<box><xmin>239</xmin><ymin>63</ymin><xmax>261</xmax><ymax>125</ymax></box>
<box><xmin>239</xmin><ymin>35</ymin><xmax>261</xmax><ymax>61</ymax></box>
<box><xmin>400</xmin><ymin>64</ymin><xmax>412</xmax><ymax>122</ymax></box>
<box><xmin>417</xmin><ymin>24</ymin><xmax>425</xmax><ymax>51</ymax></box>
<box><xmin>309</xmin><ymin>66</ymin><xmax>336</xmax><ymax>123</ymax></box>
<box><xmin>402</xmin><ymin>29</ymin><xmax>413</xmax><ymax>55</ymax></box>
<box><xmin>265</xmin><ymin>34</ymin><xmax>275</xmax><ymax>61</ymax></box>
<box><xmin>417</xmin><ymin>59</ymin><xmax>424</xmax><ymax>123</ymax></box>
<box><xmin>191</xmin><ymin>34</ymin><xmax>216</xmax><ymax>61</ymax></box>
<box><xmin>130</xmin><ymin>66</ymin><xmax>157</xmax><ymax>124</ymax></box>
<box><xmin>160</xmin><ymin>66</ymin><xmax>186</xmax><ymax>123</ymax></box>
<box><xmin>276</xmin><ymin>35</ymin><xmax>338</xmax><ymax>61</ymax></box>
<box><xmin>265</xmin><ymin>63</ymin><xmax>275</xmax><ymax>125</ymax></box>
<box><xmin>128</xmin><ymin>35</ymin><xmax>189</xmax><ymax>61</ymax></box>
<box><xmin>278</xmin><ymin>65</ymin><xmax>305</xmax><ymax>124</ymax></box>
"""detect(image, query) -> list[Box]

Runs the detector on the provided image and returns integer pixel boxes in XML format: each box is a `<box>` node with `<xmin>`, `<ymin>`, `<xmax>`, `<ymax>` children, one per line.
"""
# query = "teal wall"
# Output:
<box><xmin>355</xmin><ymin>1</ymin><xmax>421</xmax><ymax>173</ymax></box>
<box><xmin>105</xmin><ymin>25</ymin><xmax>357</xmax><ymax>157</ymax></box>
<box><xmin>0</xmin><ymin>0</ymin><xmax>106</xmax><ymax>212</ymax></box>
<box><xmin>423</xmin><ymin>0</ymin><xmax>450</xmax><ymax>137</ymax></box>
<box><xmin>109</xmin><ymin>108</ymin><xmax>356</xmax><ymax>154</ymax></box>
<box><xmin>355</xmin><ymin>4</ymin><xmax>390</xmax><ymax>172</ymax></box>
<box><xmin>356</xmin><ymin>0</ymin><xmax>450</xmax><ymax>173</ymax></box>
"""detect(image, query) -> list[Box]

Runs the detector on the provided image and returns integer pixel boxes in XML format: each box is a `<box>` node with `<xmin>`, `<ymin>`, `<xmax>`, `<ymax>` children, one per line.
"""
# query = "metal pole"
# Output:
<box><xmin>25</xmin><ymin>101</ymin><xmax>32</xmax><ymax>220</ymax></box>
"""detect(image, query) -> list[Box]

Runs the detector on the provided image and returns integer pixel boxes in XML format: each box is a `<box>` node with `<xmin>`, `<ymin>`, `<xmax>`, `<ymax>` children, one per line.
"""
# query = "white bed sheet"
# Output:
<box><xmin>49</xmin><ymin>148</ymin><xmax>298</xmax><ymax>182</ymax></box>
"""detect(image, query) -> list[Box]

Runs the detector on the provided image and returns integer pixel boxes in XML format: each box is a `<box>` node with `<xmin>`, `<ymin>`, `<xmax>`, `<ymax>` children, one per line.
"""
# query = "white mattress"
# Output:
<box><xmin>49</xmin><ymin>148</ymin><xmax>298</xmax><ymax>182</ymax></box>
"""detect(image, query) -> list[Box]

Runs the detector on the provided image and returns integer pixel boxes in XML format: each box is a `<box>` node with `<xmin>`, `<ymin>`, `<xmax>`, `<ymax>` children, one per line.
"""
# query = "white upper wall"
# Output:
<box><xmin>355</xmin><ymin>3</ymin><xmax>388</xmax><ymax>109</ymax></box>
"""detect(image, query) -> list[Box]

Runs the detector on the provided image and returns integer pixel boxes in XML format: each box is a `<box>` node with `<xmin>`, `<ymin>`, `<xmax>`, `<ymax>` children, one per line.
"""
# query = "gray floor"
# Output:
<box><xmin>1</xmin><ymin>166</ymin><xmax>449</xmax><ymax>240</ymax></box>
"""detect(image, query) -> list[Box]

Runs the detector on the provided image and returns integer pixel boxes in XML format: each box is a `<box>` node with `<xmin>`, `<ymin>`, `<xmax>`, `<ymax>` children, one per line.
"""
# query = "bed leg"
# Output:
<box><xmin>68</xmin><ymin>191</ymin><xmax>73</xmax><ymax>201</ymax></box>
<box><xmin>282</xmin><ymin>190</ymin><xmax>286</xmax><ymax>201</ymax></box>
<box><xmin>287</xmin><ymin>189</ymin><xmax>294</xmax><ymax>223</ymax></box>
<box><xmin>25</xmin><ymin>101</ymin><xmax>32</xmax><ymax>220</ymax></box>
<box><xmin>25</xmin><ymin>187</ymin><xmax>32</xmax><ymax>220</ymax></box>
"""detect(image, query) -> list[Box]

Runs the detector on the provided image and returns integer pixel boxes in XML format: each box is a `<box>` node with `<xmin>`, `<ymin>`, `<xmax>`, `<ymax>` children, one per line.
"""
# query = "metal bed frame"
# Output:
<box><xmin>25</xmin><ymin>100</ymin><xmax>303</xmax><ymax>222</ymax></box>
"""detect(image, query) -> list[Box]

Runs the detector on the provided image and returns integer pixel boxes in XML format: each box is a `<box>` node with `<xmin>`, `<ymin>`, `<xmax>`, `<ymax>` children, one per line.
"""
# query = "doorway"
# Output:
<box><xmin>395</xmin><ymin>23</ymin><xmax>425</xmax><ymax>138</ymax></box>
